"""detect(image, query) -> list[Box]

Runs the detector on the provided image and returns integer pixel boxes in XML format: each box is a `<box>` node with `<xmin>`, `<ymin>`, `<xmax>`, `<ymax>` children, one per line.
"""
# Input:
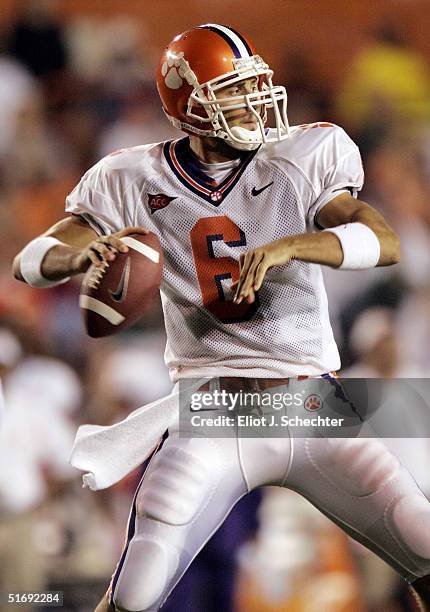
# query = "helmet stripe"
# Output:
<box><xmin>199</xmin><ymin>24</ymin><xmax>251</xmax><ymax>58</ymax></box>
<box><xmin>226</xmin><ymin>26</ymin><xmax>253</xmax><ymax>56</ymax></box>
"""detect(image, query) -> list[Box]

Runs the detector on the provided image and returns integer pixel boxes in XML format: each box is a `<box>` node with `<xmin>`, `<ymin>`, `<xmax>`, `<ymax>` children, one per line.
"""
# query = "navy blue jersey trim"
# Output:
<box><xmin>314</xmin><ymin>187</ymin><xmax>354</xmax><ymax>230</ymax></box>
<box><xmin>75</xmin><ymin>212</ymin><xmax>105</xmax><ymax>236</ymax></box>
<box><xmin>163</xmin><ymin>138</ymin><xmax>260</xmax><ymax>206</ymax></box>
<box><xmin>175</xmin><ymin>138</ymin><xmax>250</xmax><ymax>191</ymax></box>
<box><xmin>163</xmin><ymin>140</ymin><xmax>211</xmax><ymax>202</ymax></box>
<box><xmin>176</xmin><ymin>138</ymin><xmax>219</xmax><ymax>189</ymax></box>
<box><xmin>321</xmin><ymin>374</ymin><xmax>365</xmax><ymax>423</ymax></box>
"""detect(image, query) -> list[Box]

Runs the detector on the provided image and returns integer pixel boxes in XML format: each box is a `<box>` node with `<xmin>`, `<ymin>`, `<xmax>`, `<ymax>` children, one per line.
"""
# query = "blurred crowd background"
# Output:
<box><xmin>1</xmin><ymin>0</ymin><xmax>430</xmax><ymax>610</ymax></box>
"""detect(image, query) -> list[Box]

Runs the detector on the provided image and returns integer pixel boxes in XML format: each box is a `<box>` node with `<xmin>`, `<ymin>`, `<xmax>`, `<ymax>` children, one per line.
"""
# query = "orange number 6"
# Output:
<box><xmin>190</xmin><ymin>216</ymin><xmax>259</xmax><ymax>324</ymax></box>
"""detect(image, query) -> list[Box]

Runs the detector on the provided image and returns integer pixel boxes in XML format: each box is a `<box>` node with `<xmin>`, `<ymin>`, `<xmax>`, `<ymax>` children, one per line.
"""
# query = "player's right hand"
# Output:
<box><xmin>72</xmin><ymin>226</ymin><xmax>150</xmax><ymax>273</ymax></box>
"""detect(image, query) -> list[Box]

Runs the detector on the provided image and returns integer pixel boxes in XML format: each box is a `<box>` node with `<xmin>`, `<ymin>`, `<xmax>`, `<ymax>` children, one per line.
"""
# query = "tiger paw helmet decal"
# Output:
<box><xmin>161</xmin><ymin>52</ymin><xmax>186</xmax><ymax>89</ymax></box>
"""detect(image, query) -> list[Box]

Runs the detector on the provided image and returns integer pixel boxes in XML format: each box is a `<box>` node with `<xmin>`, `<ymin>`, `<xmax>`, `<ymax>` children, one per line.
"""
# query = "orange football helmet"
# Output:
<box><xmin>156</xmin><ymin>24</ymin><xmax>289</xmax><ymax>151</ymax></box>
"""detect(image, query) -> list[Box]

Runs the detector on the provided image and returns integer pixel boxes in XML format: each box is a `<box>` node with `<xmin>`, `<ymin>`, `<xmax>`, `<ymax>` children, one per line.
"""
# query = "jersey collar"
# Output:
<box><xmin>163</xmin><ymin>137</ymin><xmax>259</xmax><ymax>205</ymax></box>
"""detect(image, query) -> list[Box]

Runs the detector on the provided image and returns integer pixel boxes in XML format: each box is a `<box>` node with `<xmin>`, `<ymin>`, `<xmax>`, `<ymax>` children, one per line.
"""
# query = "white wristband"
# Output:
<box><xmin>323</xmin><ymin>222</ymin><xmax>380</xmax><ymax>269</ymax></box>
<box><xmin>20</xmin><ymin>237</ymin><xmax>71</xmax><ymax>288</ymax></box>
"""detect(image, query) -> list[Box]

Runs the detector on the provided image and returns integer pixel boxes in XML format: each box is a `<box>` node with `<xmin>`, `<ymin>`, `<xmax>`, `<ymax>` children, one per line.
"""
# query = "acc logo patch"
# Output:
<box><xmin>304</xmin><ymin>394</ymin><xmax>323</xmax><ymax>412</ymax></box>
<box><xmin>147</xmin><ymin>193</ymin><xmax>176</xmax><ymax>214</ymax></box>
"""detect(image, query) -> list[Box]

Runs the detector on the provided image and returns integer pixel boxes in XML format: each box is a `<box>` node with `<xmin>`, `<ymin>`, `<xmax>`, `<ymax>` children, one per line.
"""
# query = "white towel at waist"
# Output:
<box><xmin>69</xmin><ymin>379</ymin><xmax>206</xmax><ymax>490</ymax></box>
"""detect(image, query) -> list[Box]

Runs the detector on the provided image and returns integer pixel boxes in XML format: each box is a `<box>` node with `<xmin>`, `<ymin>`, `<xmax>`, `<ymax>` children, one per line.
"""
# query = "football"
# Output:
<box><xmin>80</xmin><ymin>233</ymin><xmax>163</xmax><ymax>338</ymax></box>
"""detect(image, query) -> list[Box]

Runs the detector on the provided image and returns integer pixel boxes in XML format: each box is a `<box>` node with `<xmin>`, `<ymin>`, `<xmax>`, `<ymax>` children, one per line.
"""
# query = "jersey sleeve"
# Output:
<box><xmin>306</xmin><ymin>125</ymin><xmax>364</xmax><ymax>228</ymax></box>
<box><xmin>268</xmin><ymin>123</ymin><xmax>364</xmax><ymax>230</ymax></box>
<box><xmin>65</xmin><ymin>159</ymin><xmax>125</xmax><ymax>235</ymax></box>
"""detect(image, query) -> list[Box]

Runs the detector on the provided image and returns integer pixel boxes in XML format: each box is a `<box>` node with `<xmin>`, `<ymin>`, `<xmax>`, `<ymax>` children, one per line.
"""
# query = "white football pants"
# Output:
<box><xmin>109</xmin><ymin>394</ymin><xmax>430</xmax><ymax>611</ymax></box>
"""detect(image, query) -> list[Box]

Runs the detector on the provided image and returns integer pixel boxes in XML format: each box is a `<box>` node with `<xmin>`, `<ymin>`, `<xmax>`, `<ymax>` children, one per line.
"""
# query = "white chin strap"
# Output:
<box><xmin>224</xmin><ymin>126</ymin><xmax>261</xmax><ymax>151</ymax></box>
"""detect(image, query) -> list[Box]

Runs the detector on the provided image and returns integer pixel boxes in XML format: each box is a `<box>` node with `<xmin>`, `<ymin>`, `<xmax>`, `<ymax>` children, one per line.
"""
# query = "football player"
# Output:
<box><xmin>13</xmin><ymin>24</ymin><xmax>430</xmax><ymax>611</ymax></box>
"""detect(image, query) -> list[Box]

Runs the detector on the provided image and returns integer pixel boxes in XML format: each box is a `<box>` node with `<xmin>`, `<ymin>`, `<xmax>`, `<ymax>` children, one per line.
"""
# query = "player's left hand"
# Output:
<box><xmin>233</xmin><ymin>239</ymin><xmax>295</xmax><ymax>304</ymax></box>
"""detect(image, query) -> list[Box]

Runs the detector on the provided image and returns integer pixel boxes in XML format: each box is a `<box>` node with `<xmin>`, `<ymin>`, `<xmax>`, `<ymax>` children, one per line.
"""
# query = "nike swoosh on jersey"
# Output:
<box><xmin>109</xmin><ymin>256</ymin><xmax>131</xmax><ymax>303</ymax></box>
<box><xmin>251</xmin><ymin>182</ymin><xmax>274</xmax><ymax>196</ymax></box>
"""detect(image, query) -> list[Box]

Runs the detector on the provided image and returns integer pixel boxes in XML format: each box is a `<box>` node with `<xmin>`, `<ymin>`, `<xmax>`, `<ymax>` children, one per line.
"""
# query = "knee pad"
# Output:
<box><xmin>114</xmin><ymin>535</ymin><xmax>177</xmax><ymax>611</ymax></box>
<box><xmin>392</xmin><ymin>494</ymin><xmax>430</xmax><ymax>559</ymax></box>
<box><xmin>308</xmin><ymin>438</ymin><xmax>400</xmax><ymax>497</ymax></box>
<box><xmin>136</xmin><ymin>438</ymin><xmax>223</xmax><ymax>525</ymax></box>
<box><xmin>113</xmin><ymin>436</ymin><xmax>244</xmax><ymax>611</ymax></box>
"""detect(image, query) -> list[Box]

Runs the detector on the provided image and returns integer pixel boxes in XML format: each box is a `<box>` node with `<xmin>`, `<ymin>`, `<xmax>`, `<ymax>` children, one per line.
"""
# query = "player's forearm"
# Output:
<box><xmin>350</xmin><ymin>207</ymin><xmax>400</xmax><ymax>266</ymax></box>
<box><xmin>316</xmin><ymin>194</ymin><xmax>400</xmax><ymax>267</ymax></box>
<box><xmin>291</xmin><ymin>212</ymin><xmax>400</xmax><ymax>269</ymax></box>
<box><xmin>13</xmin><ymin>243</ymin><xmax>82</xmax><ymax>283</ymax></box>
<box><xmin>233</xmin><ymin>223</ymin><xmax>384</xmax><ymax>304</ymax></box>
<box><xmin>288</xmin><ymin>231</ymin><xmax>344</xmax><ymax>267</ymax></box>
<box><xmin>13</xmin><ymin>216</ymin><xmax>98</xmax><ymax>284</ymax></box>
<box><xmin>40</xmin><ymin>244</ymin><xmax>84</xmax><ymax>280</ymax></box>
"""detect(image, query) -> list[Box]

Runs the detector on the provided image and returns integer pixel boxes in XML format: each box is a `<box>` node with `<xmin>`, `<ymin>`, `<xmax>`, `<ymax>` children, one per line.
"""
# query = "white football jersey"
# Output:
<box><xmin>66</xmin><ymin>123</ymin><xmax>364</xmax><ymax>381</ymax></box>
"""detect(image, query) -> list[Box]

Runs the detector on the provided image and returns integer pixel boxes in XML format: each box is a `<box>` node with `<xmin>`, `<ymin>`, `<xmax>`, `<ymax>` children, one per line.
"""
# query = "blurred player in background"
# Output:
<box><xmin>12</xmin><ymin>23</ymin><xmax>430</xmax><ymax>611</ymax></box>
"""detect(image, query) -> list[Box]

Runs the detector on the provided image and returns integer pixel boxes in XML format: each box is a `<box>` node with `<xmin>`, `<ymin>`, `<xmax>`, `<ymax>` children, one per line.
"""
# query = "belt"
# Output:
<box><xmin>199</xmin><ymin>376</ymin><xmax>310</xmax><ymax>393</ymax></box>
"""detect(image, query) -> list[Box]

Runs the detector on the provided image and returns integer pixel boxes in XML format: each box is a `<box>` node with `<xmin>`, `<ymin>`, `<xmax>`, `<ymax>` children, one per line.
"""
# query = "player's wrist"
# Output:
<box><xmin>43</xmin><ymin>243</ymin><xmax>85</xmax><ymax>279</ymax></box>
<box><xmin>274</xmin><ymin>236</ymin><xmax>297</xmax><ymax>262</ymax></box>
<box><xmin>20</xmin><ymin>237</ymin><xmax>72</xmax><ymax>288</ymax></box>
<box><xmin>282</xmin><ymin>233</ymin><xmax>343</xmax><ymax>267</ymax></box>
<box><xmin>66</xmin><ymin>247</ymin><xmax>89</xmax><ymax>275</ymax></box>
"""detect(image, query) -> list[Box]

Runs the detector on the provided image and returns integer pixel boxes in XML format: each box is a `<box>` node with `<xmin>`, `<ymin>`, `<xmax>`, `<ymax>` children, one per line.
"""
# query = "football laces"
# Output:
<box><xmin>88</xmin><ymin>260</ymin><xmax>110</xmax><ymax>290</ymax></box>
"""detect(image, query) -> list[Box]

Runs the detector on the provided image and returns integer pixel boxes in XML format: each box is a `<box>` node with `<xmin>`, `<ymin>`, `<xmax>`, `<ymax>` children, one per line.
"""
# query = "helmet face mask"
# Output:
<box><xmin>158</xmin><ymin>25</ymin><xmax>290</xmax><ymax>151</ymax></box>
